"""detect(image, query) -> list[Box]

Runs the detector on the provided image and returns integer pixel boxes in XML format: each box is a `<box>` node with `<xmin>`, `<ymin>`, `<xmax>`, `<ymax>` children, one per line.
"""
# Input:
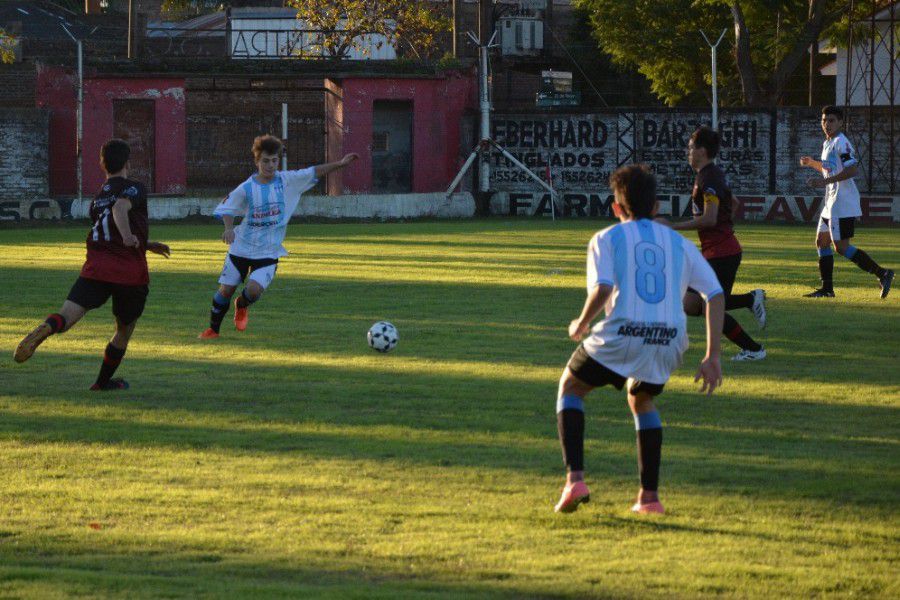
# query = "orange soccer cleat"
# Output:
<box><xmin>233</xmin><ymin>298</ymin><xmax>248</xmax><ymax>331</ymax></box>
<box><xmin>198</xmin><ymin>328</ymin><xmax>220</xmax><ymax>339</ymax></box>
<box><xmin>554</xmin><ymin>481</ymin><xmax>591</xmax><ymax>513</ymax></box>
<box><xmin>631</xmin><ymin>500</ymin><xmax>665</xmax><ymax>515</ymax></box>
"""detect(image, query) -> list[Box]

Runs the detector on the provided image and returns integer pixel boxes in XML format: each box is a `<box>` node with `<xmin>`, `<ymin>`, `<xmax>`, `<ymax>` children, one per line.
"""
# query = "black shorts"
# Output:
<box><xmin>688</xmin><ymin>252</ymin><xmax>741</xmax><ymax>297</ymax></box>
<box><xmin>67</xmin><ymin>277</ymin><xmax>148</xmax><ymax>325</ymax></box>
<box><xmin>228</xmin><ymin>254</ymin><xmax>279</xmax><ymax>281</ymax></box>
<box><xmin>566</xmin><ymin>345</ymin><xmax>665</xmax><ymax>396</ymax></box>
<box><xmin>820</xmin><ymin>217</ymin><xmax>856</xmax><ymax>241</ymax></box>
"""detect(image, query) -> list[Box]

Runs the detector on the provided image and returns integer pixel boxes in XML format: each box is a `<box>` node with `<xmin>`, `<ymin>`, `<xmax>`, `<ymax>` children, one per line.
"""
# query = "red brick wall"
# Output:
<box><xmin>330</xmin><ymin>71</ymin><xmax>477</xmax><ymax>194</ymax></box>
<box><xmin>82</xmin><ymin>78</ymin><xmax>186</xmax><ymax>195</ymax></box>
<box><xmin>35</xmin><ymin>64</ymin><xmax>77</xmax><ymax>195</ymax></box>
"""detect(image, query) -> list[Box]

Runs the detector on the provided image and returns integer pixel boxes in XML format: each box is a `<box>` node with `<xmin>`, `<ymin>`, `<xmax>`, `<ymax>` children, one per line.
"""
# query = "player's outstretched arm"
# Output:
<box><xmin>568</xmin><ymin>284</ymin><xmax>612</xmax><ymax>341</ymax></box>
<box><xmin>799</xmin><ymin>156</ymin><xmax>823</xmax><ymax>171</ymax></box>
<box><xmin>314</xmin><ymin>153</ymin><xmax>360</xmax><ymax>178</ymax></box>
<box><xmin>659</xmin><ymin>194</ymin><xmax>719</xmax><ymax>232</ymax></box>
<box><xmin>146</xmin><ymin>241</ymin><xmax>171</xmax><ymax>258</ymax></box>
<box><xmin>111</xmin><ymin>197</ymin><xmax>139</xmax><ymax>248</ymax></box>
<box><xmin>695</xmin><ymin>293</ymin><xmax>724</xmax><ymax>395</ymax></box>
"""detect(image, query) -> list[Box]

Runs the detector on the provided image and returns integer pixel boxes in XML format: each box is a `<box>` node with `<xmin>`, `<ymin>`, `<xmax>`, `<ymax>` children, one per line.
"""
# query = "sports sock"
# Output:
<box><xmin>236</xmin><ymin>289</ymin><xmax>257</xmax><ymax>309</ymax></box>
<box><xmin>44</xmin><ymin>313</ymin><xmax>67</xmax><ymax>334</ymax></box>
<box><xmin>723</xmin><ymin>314</ymin><xmax>762</xmax><ymax>352</ymax></box>
<box><xmin>844</xmin><ymin>245</ymin><xmax>887</xmax><ymax>278</ymax></box>
<box><xmin>209</xmin><ymin>292</ymin><xmax>229</xmax><ymax>333</ymax></box>
<box><xmin>634</xmin><ymin>410</ymin><xmax>663</xmax><ymax>492</ymax></box>
<box><xmin>95</xmin><ymin>343</ymin><xmax>126</xmax><ymax>388</ymax></box>
<box><xmin>556</xmin><ymin>395</ymin><xmax>585</xmax><ymax>472</ymax></box>
<box><xmin>726</xmin><ymin>293</ymin><xmax>753</xmax><ymax>311</ymax></box>
<box><xmin>818</xmin><ymin>247</ymin><xmax>834</xmax><ymax>291</ymax></box>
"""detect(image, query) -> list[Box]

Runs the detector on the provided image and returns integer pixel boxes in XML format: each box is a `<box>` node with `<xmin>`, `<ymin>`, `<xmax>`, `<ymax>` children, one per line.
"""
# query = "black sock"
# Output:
<box><xmin>726</xmin><ymin>293</ymin><xmax>753</xmax><ymax>311</ymax></box>
<box><xmin>209</xmin><ymin>293</ymin><xmax>229</xmax><ymax>333</ymax></box>
<box><xmin>724</xmin><ymin>314</ymin><xmax>762</xmax><ymax>352</ymax></box>
<box><xmin>819</xmin><ymin>254</ymin><xmax>834</xmax><ymax>291</ymax></box>
<box><xmin>95</xmin><ymin>343</ymin><xmax>126</xmax><ymax>388</ymax></box>
<box><xmin>634</xmin><ymin>411</ymin><xmax>663</xmax><ymax>492</ymax></box>
<box><xmin>557</xmin><ymin>408</ymin><xmax>585</xmax><ymax>472</ymax></box>
<box><xmin>44</xmin><ymin>313</ymin><xmax>67</xmax><ymax>334</ymax></box>
<box><xmin>236</xmin><ymin>289</ymin><xmax>256</xmax><ymax>309</ymax></box>
<box><xmin>848</xmin><ymin>248</ymin><xmax>886</xmax><ymax>278</ymax></box>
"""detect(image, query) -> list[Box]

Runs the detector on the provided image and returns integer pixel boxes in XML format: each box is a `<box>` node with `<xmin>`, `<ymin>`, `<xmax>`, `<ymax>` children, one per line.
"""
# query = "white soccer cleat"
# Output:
<box><xmin>750</xmin><ymin>289</ymin><xmax>767</xmax><ymax>329</ymax></box>
<box><xmin>732</xmin><ymin>348</ymin><xmax>767</xmax><ymax>361</ymax></box>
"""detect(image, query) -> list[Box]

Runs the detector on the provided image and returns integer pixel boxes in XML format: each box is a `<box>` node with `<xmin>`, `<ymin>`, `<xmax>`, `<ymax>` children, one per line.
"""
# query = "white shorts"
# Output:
<box><xmin>817</xmin><ymin>216</ymin><xmax>856</xmax><ymax>241</ymax></box>
<box><xmin>218</xmin><ymin>253</ymin><xmax>278</xmax><ymax>290</ymax></box>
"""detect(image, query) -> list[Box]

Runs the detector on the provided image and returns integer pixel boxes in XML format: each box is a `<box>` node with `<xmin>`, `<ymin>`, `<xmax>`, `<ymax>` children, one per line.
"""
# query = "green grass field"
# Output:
<box><xmin>0</xmin><ymin>220</ymin><xmax>897</xmax><ymax>599</ymax></box>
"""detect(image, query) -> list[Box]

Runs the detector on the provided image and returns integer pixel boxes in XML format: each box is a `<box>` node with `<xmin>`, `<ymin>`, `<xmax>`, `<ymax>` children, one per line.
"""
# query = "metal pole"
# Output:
<box><xmin>127</xmin><ymin>0</ymin><xmax>134</xmax><ymax>59</ymax></box>
<box><xmin>808</xmin><ymin>0</ymin><xmax>815</xmax><ymax>106</ymax></box>
<box><xmin>867</xmin><ymin>0</ymin><xmax>875</xmax><ymax>192</ymax></box>
<box><xmin>77</xmin><ymin>38</ymin><xmax>82</xmax><ymax>203</ymax></box>
<box><xmin>281</xmin><ymin>102</ymin><xmax>288</xmax><ymax>171</ymax></box>
<box><xmin>479</xmin><ymin>41</ymin><xmax>490</xmax><ymax>192</ymax></box>
<box><xmin>700</xmin><ymin>30</ymin><xmax>727</xmax><ymax>130</ymax></box>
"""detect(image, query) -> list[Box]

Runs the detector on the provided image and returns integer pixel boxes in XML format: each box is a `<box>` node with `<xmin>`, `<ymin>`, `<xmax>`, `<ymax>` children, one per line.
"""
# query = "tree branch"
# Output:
<box><xmin>766</xmin><ymin>0</ymin><xmax>829</xmax><ymax>103</ymax></box>
<box><xmin>730</xmin><ymin>2</ymin><xmax>762</xmax><ymax>105</ymax></box>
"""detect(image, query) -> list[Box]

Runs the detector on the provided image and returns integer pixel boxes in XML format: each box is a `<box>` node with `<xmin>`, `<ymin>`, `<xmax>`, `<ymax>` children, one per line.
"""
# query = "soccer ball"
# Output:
<box><xmin>367</xmin><ymin>321</ymin><xmax>399</xmax><ymax>353</ymax></box>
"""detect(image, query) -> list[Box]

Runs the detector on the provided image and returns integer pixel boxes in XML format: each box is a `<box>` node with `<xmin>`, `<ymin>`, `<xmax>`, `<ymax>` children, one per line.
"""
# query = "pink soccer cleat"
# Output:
<box><xmin>554</xmin><ymin>481</ymin><xmax>590</xmax><ymax>513</ymax></box>
<box><xmin>631</xmin><ymin>500</ymin><xmax>665</xmax><ymax>514</ymax></box>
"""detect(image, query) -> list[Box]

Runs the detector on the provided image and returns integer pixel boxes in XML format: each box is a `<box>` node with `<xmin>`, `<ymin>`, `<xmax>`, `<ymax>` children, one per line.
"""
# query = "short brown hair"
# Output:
<box><xmin>100</xmin><ymin>138</ymin><xmax>130</xmax><ymax>174</ymax></box>
<box><xmin>252</xmin><ymin>134</ymin><xmax>283</xmax><ymax>161</ymax></box>
<box><xmin>690</xmin><ymin>126</ymin><xmax>720</xmax><ymax>160</ymax></box>
<box><xmin>609</xmin><ymin>164</ymin><xmax>657</xmax><ymax>219</ymax></box>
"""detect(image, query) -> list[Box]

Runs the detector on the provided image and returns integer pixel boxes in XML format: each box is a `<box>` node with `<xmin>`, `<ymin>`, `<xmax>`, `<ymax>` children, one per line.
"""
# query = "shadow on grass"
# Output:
<box><xmin>1</xmin><ymin>350</ymin><xmax>896</xmax><ymax>511</ymax></box>
<box><xmin>0</xmin><ymin>543</ymin><xmax>569</xmax><ymax>600</ymax></box>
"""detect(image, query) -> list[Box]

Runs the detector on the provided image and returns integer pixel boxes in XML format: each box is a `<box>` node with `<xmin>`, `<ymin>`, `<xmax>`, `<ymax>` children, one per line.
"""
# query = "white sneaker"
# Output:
<box><xmin>732</xmin><ymin>347</ymin><xmax>767</xmax><ymax>361</ymax></box>
<box><xmin>750</xmin><ymin>289</ymin><xmax>767</xmax><ymax>329</ymax></box>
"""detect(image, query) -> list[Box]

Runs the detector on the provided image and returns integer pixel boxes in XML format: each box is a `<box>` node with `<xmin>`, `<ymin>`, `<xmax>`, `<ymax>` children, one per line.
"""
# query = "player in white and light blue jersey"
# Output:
<box><xmin>554</xmin><ymin>164</ymin><xmax>725</xmax><ymax>516</ymax></box>
<box><xmin>799</xmin><ymin>105</ymin><xmax>893</xmax><ymax>299</ymax></box>
<box><xmin>199</xmin><ymin>135</ymin><xmax>359</xmax><ymax>338</ymax></box>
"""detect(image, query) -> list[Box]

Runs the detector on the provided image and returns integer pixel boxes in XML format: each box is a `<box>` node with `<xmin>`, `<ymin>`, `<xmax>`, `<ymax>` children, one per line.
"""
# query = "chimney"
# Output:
<box><xmin>85</xmin><ymin>0</ymin><xmax>102</xmax><ymax>15</ymax></box>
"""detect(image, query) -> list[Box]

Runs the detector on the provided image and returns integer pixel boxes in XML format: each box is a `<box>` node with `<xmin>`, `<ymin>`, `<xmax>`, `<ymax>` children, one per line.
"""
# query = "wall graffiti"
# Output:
<box><xmin>0</xmin><ymin>198</ymin><xmax>76</xmax><ymax>221</ymax></box>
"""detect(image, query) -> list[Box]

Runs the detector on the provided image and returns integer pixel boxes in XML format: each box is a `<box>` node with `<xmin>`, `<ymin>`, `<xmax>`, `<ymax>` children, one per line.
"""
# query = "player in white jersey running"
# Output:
<box><xmin>199</xmin><ymin>135</ymin><xmax>358</xmax><ymax>338</ymax></box>
<box><xmin>554</xmin><ymin>164</ymin><xmax>725</xmax><ymax>515</ymax></box>
<box><xmin>799</xmin><ymin>105</ymin><xmax>893</xmax><ymax>299</ymax></box>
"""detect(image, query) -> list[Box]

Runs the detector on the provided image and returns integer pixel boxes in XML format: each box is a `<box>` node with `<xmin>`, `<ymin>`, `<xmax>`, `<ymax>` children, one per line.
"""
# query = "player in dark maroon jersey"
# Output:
<box><xmin>655</xmin><ymin>126</ymin><xmax>767</xmax><ymax>361</ymax></box>
<box><xmin>13</xmin><ymin>139</ymin><xmax>170</xmax><ymax>389</ymax></box>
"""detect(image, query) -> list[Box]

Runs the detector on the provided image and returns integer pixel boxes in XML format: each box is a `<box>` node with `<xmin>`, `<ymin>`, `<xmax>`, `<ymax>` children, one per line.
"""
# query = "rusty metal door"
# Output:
<box><xmin>113</xmin><ymin>99</ymin><xmax>155</xmax><ymax>192</ymax></box>
<box><xmin>371</xmin><ymin>100</ymin><xmax>412</xmax><ymax>193</ymax></box>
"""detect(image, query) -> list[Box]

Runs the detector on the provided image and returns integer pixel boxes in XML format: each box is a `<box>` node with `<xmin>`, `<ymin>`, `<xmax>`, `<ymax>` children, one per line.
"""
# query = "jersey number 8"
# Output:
<box><xmin>634</xmin><ymin>242</ymin><xmax>666</xmax><ymax>304</ymax></box>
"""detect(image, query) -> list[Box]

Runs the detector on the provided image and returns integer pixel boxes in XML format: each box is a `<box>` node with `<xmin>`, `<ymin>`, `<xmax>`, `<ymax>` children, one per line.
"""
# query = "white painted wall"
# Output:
<box><xmin>230</xmin><ymin>15</ymin><xmax>397</xmax><ymax>60</ymax></box>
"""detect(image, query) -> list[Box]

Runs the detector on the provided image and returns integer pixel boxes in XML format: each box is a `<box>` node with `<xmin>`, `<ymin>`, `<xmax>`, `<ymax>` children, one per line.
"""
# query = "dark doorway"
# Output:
<box><xmin>113</xmin><ymin>100</ymin><xmax>155</xmax><ymax>192</ymax></box>
<box><xmin>371</xmin><ymin>100</ymin><xmax>412</xmax><ymax>193</ymax></box>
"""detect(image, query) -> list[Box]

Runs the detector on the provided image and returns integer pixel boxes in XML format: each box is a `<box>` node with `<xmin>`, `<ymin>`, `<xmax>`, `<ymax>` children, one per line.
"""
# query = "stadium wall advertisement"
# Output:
<box><xmin>489</xmin><ymin>192</ymin><xmax>899</xmax><ymax>223</ymax></box>
<box><xmin>488</xmin><ymin>109</ymin><xmax>897</xmax><ymax>196</ymax></box>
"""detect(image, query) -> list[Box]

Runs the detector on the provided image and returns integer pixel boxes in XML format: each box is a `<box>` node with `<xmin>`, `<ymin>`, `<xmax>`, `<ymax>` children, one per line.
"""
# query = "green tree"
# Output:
<box><xmin>574</xmin><ymin>0</ymin><xmax>866</xmax><ymax>106</ymax></box>
<box><xmin>287</xmin><ymin>0</ymin><xmax>450</xmax><ymax>60</ymax></box>
<box><xmin>0</xmin><ymin>27</ymin><xmax>17</xmax><ymax>64</ymax></box>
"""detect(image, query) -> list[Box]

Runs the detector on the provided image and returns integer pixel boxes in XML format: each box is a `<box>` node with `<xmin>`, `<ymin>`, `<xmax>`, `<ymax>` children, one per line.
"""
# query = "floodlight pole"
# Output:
<box><xmin>700</xmin><ymin>29</ymin><xmax>727</xmax><ymax>131</ymax></box>
<box><xmin>61</xmin><ymin>24</ymin><xmax>83</xmax><ymax>204</ymax></box>
<box><xmin>446</xmin><ymin>31</ymin><xmax>559</xmax><ymax>219</ymax></box>
<box><xmin>474</xmin><ymin>30</ymin><xmax>496</xmax><ymax>193</ymax></box>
